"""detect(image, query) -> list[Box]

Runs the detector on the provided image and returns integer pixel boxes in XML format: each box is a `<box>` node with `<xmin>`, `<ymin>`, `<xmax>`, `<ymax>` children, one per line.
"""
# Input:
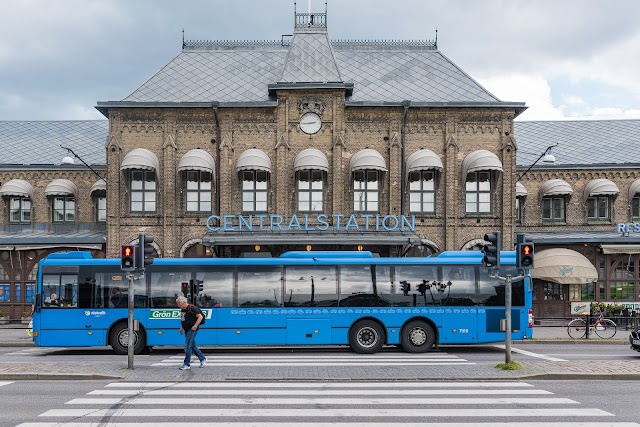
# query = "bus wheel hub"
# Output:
<box><xmin>409</xmin><ymin>328</ymin><xmax>427</xmax><ymax>346</ymax></box>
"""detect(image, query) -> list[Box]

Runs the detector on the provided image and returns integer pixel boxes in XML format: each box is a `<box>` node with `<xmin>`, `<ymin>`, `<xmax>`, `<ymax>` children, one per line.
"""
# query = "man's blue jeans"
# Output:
<box><xmin>183</xmin><ymin>328</ymin><xmax>205</xmax><ymax>366</ymax></box>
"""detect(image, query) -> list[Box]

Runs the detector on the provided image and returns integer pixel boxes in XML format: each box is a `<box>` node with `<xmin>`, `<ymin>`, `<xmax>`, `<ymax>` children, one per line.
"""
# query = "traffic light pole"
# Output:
<box><xmin>491</xmin><ymin>271</ymin><xmax>525</xmax><ymax>364</ymax></box>
<box><xmin>127</xmin><ymin>273</ymin><xmax>135</xmax><ymax>369</ymax></box>
<box><xmin>126</xmin><ymin>271</ymin><xmax>144</xmax><ymax>370</ymax></box>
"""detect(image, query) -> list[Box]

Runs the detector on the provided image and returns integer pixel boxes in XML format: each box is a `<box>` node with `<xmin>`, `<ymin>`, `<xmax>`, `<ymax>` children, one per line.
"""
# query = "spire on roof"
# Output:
<box><xmin>279</xmin><ymin>4</ymin><xmax>342</xmax><ymax>83</ymax></box>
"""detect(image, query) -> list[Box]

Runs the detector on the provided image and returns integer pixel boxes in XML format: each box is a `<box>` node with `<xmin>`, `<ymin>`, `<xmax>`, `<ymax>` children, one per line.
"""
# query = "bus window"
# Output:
<box><xmin>339</xmin><ymin>265</ymin><xmax>389</xmax><ymax>307</ymax></box>
<box><xmin>477</xmin><ymin>268</ymin><xmax>525</xmax><ymax>306</ymax></box>
<box><xmin>41</xmin><ymin>273</ymin><xmax>79</xmax><ymax>308</ymax></box>
<box><xmin>284</xmin><ymin>266</ymin><xmax>337</xmax><ymax>307</ymax></box>
<box><xmin>441</xmin><ymin>266</ymin><xmax>476</xmax><ymax>306</ymax></box>
<box><xmin>93</xmin><ymin>272</ymin><xmax>145</xmax><ymax>308</ymax></box>
<box><xmin>238</xmin><ymin>266</ymin><xmax>281</xmax><ymax>307</ymax></box>
<box><xmin>151</xmin><ymin>271</ymin><xmax>191</xmax><ymax>308</ymax></box>
<box><xmin>196</xmin><ymin>267</ymin><xmax>234</xmax><ymax>308</ymax></box>
<box><xmin>394</xmin><ymin>265</ymin><xmax>438</xmax><ymax>306</ymax></box>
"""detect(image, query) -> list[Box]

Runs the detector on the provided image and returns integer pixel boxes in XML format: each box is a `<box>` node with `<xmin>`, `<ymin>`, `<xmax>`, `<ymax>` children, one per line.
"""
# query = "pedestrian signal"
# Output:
<box><xmin>515</xmin><ymin>233</ymin><xmax>534</xmax><ymax>269</ymax></box>
<box><xmin>120</xmin><ymin>244</ymin><xmax>136</xmax><ymax>271</ymax></box>
<box><xmin>518</xmin><ymin>242</ymin><xmax>535</xmax><ymax>269</ymax></box>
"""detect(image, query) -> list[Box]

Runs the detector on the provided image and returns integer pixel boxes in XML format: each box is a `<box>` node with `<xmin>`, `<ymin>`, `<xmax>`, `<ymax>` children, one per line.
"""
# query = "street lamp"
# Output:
<box><xmin>60</xmin><ymin>145</ymin><xmax>107</xmax><ymax>183</ymax></box>
<box><xmin>516</xmin><ymin>143</ymin><xmax>558</xmax><ymax>182</ymax></box>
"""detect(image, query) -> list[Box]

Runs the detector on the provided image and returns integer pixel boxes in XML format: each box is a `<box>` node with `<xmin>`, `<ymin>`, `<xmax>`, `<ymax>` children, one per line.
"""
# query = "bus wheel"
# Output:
<box><xmin>401</xmin><ymin>320</ymin><xmax>435</xmax><ymax>353</ymax></box>
<box><xmin>349</xmin><ymin>320</ymin><xmax>384</xmax><ymax>354</ymax></box>
<box><xmin>109</xmin><ymin>322</ymin><xmax>146</xmax><ymax>355</ymax></box>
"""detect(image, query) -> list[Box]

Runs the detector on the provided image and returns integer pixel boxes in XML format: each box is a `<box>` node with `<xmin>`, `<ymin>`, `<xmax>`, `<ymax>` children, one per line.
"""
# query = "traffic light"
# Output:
<box><xmin>195</xmin><ymin>280</ymin><xmax>204</xmax><ymax>293</ymax></box>
<box><xmin>120</xmin><ymin>244</ymin><xmax>137</xmax><ymax>271</ymax></box>
<box><xmin>482</xmin><ymin>231</ymin><xmax>501</xmax><ymax>268</ymax></box>
<box><xmin>400</xmin><ymin>281</ymin><xmax>411</xmax><ymax>296</ymax></box>
<box><xmin>136</xmin><ymin>233</ymin><xmax>155</xmax><ymax>270</ymax></box>
<box><xmin>515</xmin><ymin>233</ymin><xmax>535</xmax><ymax>269</ymax></box>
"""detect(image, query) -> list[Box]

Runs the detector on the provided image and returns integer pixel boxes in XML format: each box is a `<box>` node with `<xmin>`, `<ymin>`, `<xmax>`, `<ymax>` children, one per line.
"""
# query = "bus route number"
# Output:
<box><xmin>459</xmin><ymin>328</ymin><xmax>469</xmax><ymax>334</ymax></box>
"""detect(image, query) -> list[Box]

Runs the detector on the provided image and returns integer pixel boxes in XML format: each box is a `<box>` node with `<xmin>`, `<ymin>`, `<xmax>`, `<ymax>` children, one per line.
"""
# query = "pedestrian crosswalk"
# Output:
<box><xmin>15</xmin><ymin>381</ymin><xmax>640</xmax><ymax>426</ymax></box>
<box><xmin>152</xmin><ymin>351</ymin><xmax>475</xmax><ymax>367</ymax></box>
<box><xmin>0</xmin><ymin>381</ymin><xmax>13</xmax><ymax>388</ymax></box>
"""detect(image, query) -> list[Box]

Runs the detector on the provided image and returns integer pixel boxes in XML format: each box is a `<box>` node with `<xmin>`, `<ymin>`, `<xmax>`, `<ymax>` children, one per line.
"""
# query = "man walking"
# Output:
<box><xmin>176</xmin><ymin>296</ymin><xmax>206</xmax><ymax>370</ymax></box>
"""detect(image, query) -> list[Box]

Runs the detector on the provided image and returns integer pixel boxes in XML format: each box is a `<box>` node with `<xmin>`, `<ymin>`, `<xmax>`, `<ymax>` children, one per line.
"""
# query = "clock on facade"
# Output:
<box><xmin>299</xmin><ymin>112</ymin><xmax>322</xmax><ymax>134</ymax></box>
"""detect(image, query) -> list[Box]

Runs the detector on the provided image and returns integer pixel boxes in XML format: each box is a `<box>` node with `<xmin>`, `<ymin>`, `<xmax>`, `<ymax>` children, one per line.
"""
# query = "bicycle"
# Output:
<box><xmin>567</xmin><ymin>312</ymin><xmax>617</xmax><ymax>339</ymax></box>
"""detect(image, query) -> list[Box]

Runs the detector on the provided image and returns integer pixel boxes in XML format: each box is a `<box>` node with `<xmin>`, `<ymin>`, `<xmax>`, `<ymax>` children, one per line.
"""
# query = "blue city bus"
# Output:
<box><xmin>31</xmin><ymin>250</ymin><xmax>533</xmax><ymax>354</ymax></box>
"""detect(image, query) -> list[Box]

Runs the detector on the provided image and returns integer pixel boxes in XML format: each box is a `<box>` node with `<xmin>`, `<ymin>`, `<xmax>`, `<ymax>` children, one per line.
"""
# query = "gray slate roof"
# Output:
<box><xmin>0</xmin><ymin>121</ymin><xmax>108</xmax><ymax>167</ymax></box>
<box><xmin>514</xmin><ymin>119</ymin><xmax>640</xmax><ymax>168</ymax></box>
<box><xmin>120</xmin><ymin>41</ymin><xmax>506</xmax><ymax>106</ymax></box>
<box><xmin>1</xmin><ymin>120</ymin><xmax>639</xmax><ymax>169</ymax></box>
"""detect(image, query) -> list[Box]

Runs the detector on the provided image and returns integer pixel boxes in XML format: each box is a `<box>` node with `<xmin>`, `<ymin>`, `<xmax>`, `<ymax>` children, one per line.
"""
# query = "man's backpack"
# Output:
<box><xmin>189</xmin><ymin>304</ymin><xmax>206</xmax><ymax>325</ymax></box>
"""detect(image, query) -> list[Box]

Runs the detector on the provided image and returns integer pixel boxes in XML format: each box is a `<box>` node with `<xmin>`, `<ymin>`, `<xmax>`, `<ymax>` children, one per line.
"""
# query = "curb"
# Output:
<box><xmin>0</xmin><ymin>373</ymin><xmax>123</xmax><ymax>380</ymax></box>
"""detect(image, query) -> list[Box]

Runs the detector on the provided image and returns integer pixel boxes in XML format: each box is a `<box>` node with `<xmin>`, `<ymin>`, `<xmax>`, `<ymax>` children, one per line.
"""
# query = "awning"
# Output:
<box><xmin>203</xmin><ymin>232</ymin><xmax>421</xmax><ymax>246</ymax></box>
<box><xmin>177</xmin><ymin>149</ymin><xmax>216</xmax><ymax>174</ymax></box>
<box><xmin>406</xmin><ymin>149</ymin><xmax>443</xmax><ymax>174</ymax></box>
<box><xmin>350</xmin><ymin>149</ymin><xmax>387</xmax><ymax>171</ymax></box>
<box><xmin>601</xmin><ymin>244</ymin><xmax>640</xmax><ymax>254</ymax></box>
<box><xmin>629</xmin><ymin>179</ymin><xmax>640</xmax><ymax>201</ymax></box>
<box><xmin>531</xmin><ymin>248</ymin><xmax>598</xmax><ymax>284</ymax></box>
<box><xmin>236</xmin><ymin>149</ymin><xmax>272</xmax><ymax>173</ymax></box>
<box><xmin>584</xmin><ymin>178</ymin><xmax>619</xmax><ymax>198</ymax></box>
<box><xmin>461</xmin><ymin>150</ymin><xmax>503</xmax><ymax>179</ymax></box>
<box><xmin>90</xmin><ymin>179</ymin><xmax>106</xmax><ymax>195</ymax></box>
<box><xmin>0</xmin><ymin>179</ymin><xmax>34</xmax><ymax>199</ymax></box>
<box><xmin>539</xmin><ymin>179</ymin><xmax>573</xmax><ymax>198</ymax></box>
<box><xmin>294</xmin><ymin>148</ymin><xmax>329</xmax><ymax>172</ymax></box>
<box><xmin>44</xmin><ymin>179</ymin><xmax>78</xmax><ymax>197</ymax></box>
<box><xmin>120</xmin><ymin>148</ymin><xmax>160</xmax><ymax>171</ymax></box>
<box><xmin>516</xmin><ymin>182</ymin><xmax>528</xmax><ymax>197</ymax></box>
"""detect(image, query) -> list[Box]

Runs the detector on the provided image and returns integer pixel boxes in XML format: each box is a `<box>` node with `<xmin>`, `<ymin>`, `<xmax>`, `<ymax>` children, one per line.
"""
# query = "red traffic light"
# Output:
<box><xmin>522</xmin><ymin>244</ymin><xmax>532</xmax><ymax>256</ymax></box>
<box><xmin>121</xmin><ymin>244</ymin><xmax>137</xmax><ymax>270</ymax></box>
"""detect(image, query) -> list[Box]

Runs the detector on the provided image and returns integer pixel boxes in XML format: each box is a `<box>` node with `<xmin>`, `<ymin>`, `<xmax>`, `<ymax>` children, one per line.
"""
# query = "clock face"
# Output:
<box><xmin>299</xmin><ymin>112</ymin><xmax>322</xmax><ymax>134</ymax></box>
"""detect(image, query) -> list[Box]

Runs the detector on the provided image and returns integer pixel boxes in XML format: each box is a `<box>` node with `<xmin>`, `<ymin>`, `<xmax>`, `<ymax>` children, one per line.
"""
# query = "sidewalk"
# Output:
<box><xmin>0</xmin><ymin>324</ymin><xmax>637</xmax><ymax>381</ymax></box>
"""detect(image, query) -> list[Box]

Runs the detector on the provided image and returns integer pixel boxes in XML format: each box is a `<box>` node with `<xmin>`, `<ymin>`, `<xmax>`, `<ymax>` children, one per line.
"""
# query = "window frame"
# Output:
<box><xmin>408</xmin><ymin>170</ymin><xmax>436</xmax><ymax>214</ymax></box>
<box><xmin>130</xmin><ymin>169</ymin><xmax>157</xmax><ymax>213</ymax></box>
<box><xmin>185</xmin><ymin>170</ymin><xmax>213</xmax><ymax>213</ymax></box>
<box><xmin>95</xmin><ymin>196</ymin><xmax>106</xmax><ymax>222</ymax></box>
<box><xmin>515</xmin><ymin>196</ymin><xmax>524</xmax><ymax>225</ymax></box>
<box><xmin>632</xmin><ymin>196</ymin><xmax>640</xmax><ymax>219</ymax></box>
<box><xmin>9</xmin><ymin>196</ymin><xmax>31</xmax><ymax>223</ymax></box>
<box><xmin>52</xmin><ymin>196</ymin><xmax>76</xmax><ymax>223</ymax></box>
<box><xmin>297</xmin><ymin>169</ymin><xmax>324</xmax><ymax>212</ymax></box>
<box><xmin>542</xmin><ymin>196</ymin><xmax>566</xmax><ymax>222</ymax></box>
<box><xmin>353</xmin><ymin>169</ymin><xmax>381</xmax><ymax>213</ymax></box>
<box><xmin>587</xmin><ymin>195</ymin><xmax>610</xmax><ymax>221</ymax></box>
<box><xmin>465</xmin><ymin>170</ymin><xmax>493</xmax><ymax>214</ymax></box>
<box><xmin>241</xmin><ymin>170</ymin><xmax>269</xmax><ymax>213</ymax></box>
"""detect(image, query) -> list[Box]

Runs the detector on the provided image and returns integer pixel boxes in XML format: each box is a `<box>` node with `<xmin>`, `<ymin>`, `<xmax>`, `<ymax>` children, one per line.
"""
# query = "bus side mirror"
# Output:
<box><xmin>35</xmin><ymin>294</ymin><xmax>41</xmax><ymax>313</ymax></box>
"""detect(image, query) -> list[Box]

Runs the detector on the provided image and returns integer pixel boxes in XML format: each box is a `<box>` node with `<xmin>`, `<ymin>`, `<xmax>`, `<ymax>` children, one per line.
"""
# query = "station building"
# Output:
<box><xmin>1</xmin><ymin>10</ymin><xmax>639</xmax><ymax>320</ymax></box>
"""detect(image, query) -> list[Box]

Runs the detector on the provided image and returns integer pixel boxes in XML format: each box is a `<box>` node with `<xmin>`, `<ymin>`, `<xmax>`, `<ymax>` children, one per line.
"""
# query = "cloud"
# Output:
<box><xmin>477</xmin><ymin>74</ymin><xmax>565</xmax><ymax>121</ymax></box>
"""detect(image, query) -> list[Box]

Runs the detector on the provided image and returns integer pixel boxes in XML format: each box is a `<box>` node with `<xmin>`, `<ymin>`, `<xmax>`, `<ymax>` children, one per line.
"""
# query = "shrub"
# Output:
<box><xmin>0</xmin><ymin>310</ymin><xmax>6</xmax><ymax>318</ymax></box>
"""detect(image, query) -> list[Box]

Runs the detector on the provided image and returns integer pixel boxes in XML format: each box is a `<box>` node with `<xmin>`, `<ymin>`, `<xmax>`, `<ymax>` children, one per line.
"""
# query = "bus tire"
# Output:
<box><xmin>349</xmin><ymin>320</ymin><xmax>384</xmax><ymax>354</ymax></box>
<box><xmin>109</xmin><ymin>322</ymin><xmax>146</xmax><ymax>355</ymax></box>
<box><xmin>401</xmin><ymin>320</ymin><xmax>436</xmax><ymax>353</ymax></box>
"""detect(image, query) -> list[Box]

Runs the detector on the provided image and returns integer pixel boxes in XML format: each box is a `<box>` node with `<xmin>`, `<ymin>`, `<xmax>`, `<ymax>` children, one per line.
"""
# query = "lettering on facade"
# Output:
<box><xmin>205</xmin><ymin>214</ymin><xmax>416</xmax><ymax>233</ymax></box>
<box><xmin>617</xmin><ymin>223</ymin><xmax>640</xmax><ymax>233</ymax></box>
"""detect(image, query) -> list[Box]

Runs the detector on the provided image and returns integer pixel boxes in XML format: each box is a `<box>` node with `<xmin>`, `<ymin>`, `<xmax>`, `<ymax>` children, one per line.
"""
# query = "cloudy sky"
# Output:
<box><xmin>1</xmin><ymin>0</ymin><xmax>639</xmax><ymax>122</ymax></box>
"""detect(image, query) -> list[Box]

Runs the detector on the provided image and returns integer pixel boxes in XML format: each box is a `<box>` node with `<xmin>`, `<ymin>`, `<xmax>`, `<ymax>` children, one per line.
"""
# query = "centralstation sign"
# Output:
<box><xmin>205</xmin><ymin>213</ymin><xmax>416</xmax><ymax>233</ymax></box>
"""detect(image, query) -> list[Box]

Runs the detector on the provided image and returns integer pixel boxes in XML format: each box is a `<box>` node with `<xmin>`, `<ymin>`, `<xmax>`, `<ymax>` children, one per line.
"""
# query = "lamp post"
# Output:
<box><xmin>516</xmin><ymin>143</ymin><xmax>558</xmax><ymax>182</ymax></box>
<box><xmin>60</xmin><ymin>145</ymin><xmax>107</xmax><ymax>183</ymax></box>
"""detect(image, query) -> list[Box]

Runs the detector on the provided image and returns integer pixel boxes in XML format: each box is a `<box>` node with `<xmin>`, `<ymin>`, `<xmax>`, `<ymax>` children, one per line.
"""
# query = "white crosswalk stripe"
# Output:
<box><xmin>15</xmin><ymin>381</ymin><xmax>640</xmax><ymax>426</ymax></box>
<box><xmin>0</xmin><ymin>381</ymin><xmax>14</xmax><ymax>387</ymax></box>
<box><xmin>151</xmin><ymin>351</ymin><xmax>475</xmax><ymax>366</ymax></box>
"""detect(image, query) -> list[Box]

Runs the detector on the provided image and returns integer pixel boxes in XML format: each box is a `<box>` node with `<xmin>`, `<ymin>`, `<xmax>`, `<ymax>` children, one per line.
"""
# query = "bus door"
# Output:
<box><xmin>436</xmin><ymin>266</ymin><xmax>478</xmax><ymax>344</ymax></box>
<box><xmin>37</xmin><ymin>269</ymin><xmax>107</xmax><ymax>347</ymax></box>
